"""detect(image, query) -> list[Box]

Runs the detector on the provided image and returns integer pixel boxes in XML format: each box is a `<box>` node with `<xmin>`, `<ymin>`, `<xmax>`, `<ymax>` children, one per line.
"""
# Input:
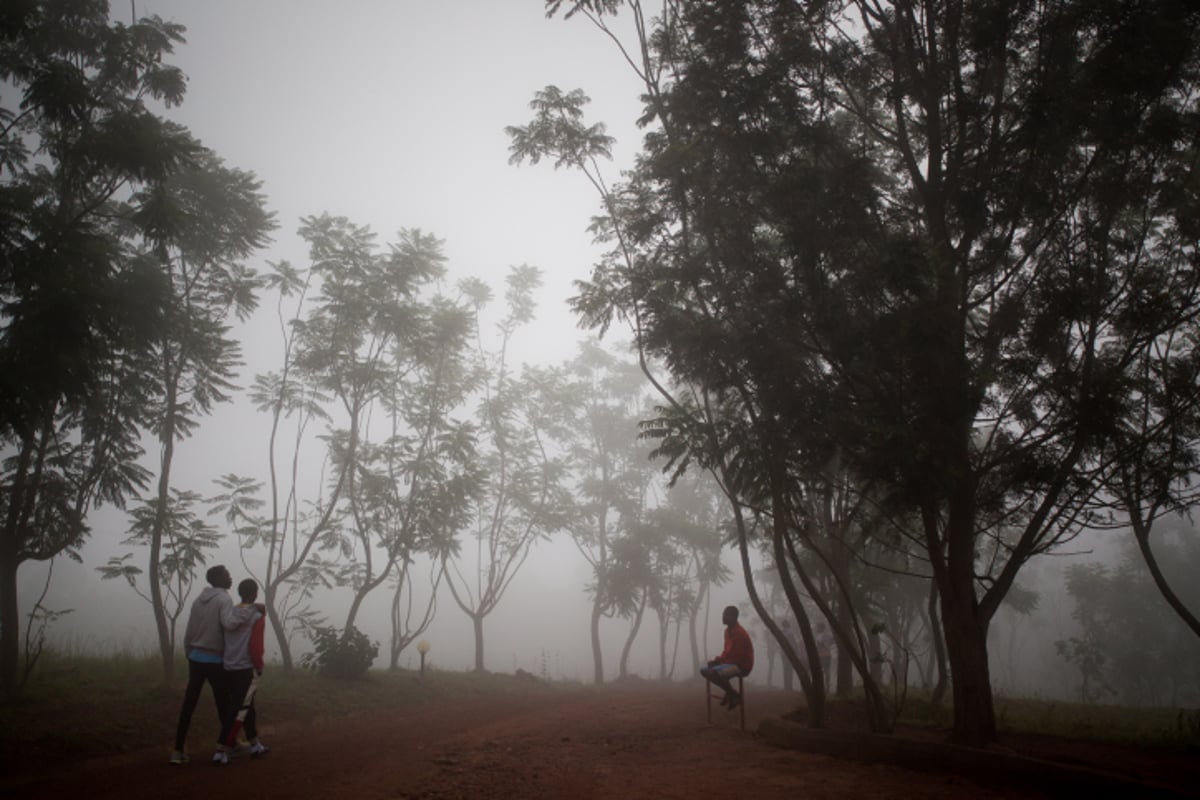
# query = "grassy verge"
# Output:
<box><xmin>878</xmin><ymin>690</ymin><xmax>1200</xmax><ymax>751</ymax></box>
<box><xmin>993</xmin><ymin>695</ymin><xmax>1200</xmax><ymax>748</ymax></box>
<box><xmin>0</xmin><ymin>649</ymin><xmax>575</xmax><ymax>770</ymax></box>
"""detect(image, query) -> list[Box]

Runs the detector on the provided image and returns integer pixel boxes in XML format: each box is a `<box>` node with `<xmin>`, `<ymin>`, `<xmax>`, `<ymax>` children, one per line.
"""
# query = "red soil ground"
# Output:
<box><xmin>3</xmin><ymin>684</ymin><xmax>1196</xmax><ymax>799</ymax></box>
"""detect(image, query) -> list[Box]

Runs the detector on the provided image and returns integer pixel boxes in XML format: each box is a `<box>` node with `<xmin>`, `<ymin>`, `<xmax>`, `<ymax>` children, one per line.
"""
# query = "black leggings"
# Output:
<box><xmin>219</xmin><ymin>668</ymin><xmax>259</xmax><ymax>745</ymax></box>
<box><xmin>174</xmin><ymin>659</ymin><xmax>230</xmax><ymax>751</ymax></box>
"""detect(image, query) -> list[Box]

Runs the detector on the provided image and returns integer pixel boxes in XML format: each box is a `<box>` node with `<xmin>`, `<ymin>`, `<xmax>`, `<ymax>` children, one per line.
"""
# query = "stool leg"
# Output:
<box><xmin>738</xmin><ymin>675</ymin><xmax>745</xmax><ymax>731</ymax></box>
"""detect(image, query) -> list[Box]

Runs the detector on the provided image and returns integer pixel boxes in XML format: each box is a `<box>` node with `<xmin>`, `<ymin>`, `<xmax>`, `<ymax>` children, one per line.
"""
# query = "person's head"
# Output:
<box><xmin>206</xmin><ymin>565</ymin><xmax>232</xmax><ymax>590</ymax></box>
<box><xmin>238</xmin><ymin>578</ymin><xmax>258</xmax><ymax>604</ymax></box>
<box><xmin>722</xmin><ymin>605</ymin><xmax>739</xmax><ymax>626</ymax></box>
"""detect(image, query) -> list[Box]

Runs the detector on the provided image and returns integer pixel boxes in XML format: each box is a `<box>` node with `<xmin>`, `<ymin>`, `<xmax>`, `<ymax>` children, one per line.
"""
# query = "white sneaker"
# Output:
<box><xmin>250</xmin><ymin>741</ymin><xmax>271</xmax><ymax>758</ymax></box>
<box><xmin>212</xmin><ymin>749</ymin><xmax>231</xmax><ymax>766</ymax></box>
<box><xmin>169</xmin><ymin>750</ymin><xmax>189</xmax><ymax>765</ymax></box>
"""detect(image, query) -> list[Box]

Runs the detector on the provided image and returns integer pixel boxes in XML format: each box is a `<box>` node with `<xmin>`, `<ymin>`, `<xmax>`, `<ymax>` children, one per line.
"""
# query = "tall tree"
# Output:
<box><xmin>227</xmin><ymin>258</ymin><xmax>334</xmax><ymax>670</ymax></box>
<box><xmin>230</xmin><ymin>218</ymin><xmax>478</xmax><ymax>667</ymax></box>
<box><xmin>556</xmin><ymin>341</ymin><xmax>653</xmax><ymax>683</ymax></box>
<box><xmin>442</xmin><ymin>267</ymin><xmax>566</xmax><ymax>672</ymax></box>
<box><xmin>135</xmin><ymin>150</ymin><xmax>272</xmax><ymax>683</ymax></box>
<box><xmin>0</xmin><ymin>1</ymin><xmax>249</xmax><ymax>692</ymax></box>
<box><xmin>328</xmin><ymin>233</ymin><xmax>479</xmax><ymax>637</ymax></box>
<box><xmin>540</xmin><ymin>0</ymin><xmax>1200</xmax><ymax>744</ymax></box>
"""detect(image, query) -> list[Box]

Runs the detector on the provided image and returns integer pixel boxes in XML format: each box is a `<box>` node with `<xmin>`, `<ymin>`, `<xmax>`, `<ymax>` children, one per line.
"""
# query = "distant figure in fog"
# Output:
<box><xmin>779</xmin><ymin>619</ymin><xmax>797</xmax><ymax>691</ymax></box>
<box><xmin>816</xmin><ymin>620</ymin><xmax>834</xmax><ymax>692</ymax></box>
<box><xmin>700</xmin><ymin>605</ymin><xmax>754</xmax><ymax>710</ymax></box>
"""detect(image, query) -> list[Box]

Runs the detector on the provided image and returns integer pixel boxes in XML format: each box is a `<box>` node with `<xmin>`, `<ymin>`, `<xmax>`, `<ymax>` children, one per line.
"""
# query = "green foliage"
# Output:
<box><xmin>1054</xmin><ymin>634</ymin><xmax>1116</xmax><ymax>704</ymax></box>
<box><xmin>1059</xmin><ymin>531</ymin><xmax>1200</xmax><ymax>707</ymax></box>
<box><xmin>300</xmin><ymin>626</ymin><xmax>379</xmax><ymax>679</ymax></box>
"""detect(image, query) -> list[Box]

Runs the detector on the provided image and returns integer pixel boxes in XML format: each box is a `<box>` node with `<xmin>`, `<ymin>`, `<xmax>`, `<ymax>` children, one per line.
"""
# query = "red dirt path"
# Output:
<box><xmin>3</xmin><ymin>684</ymin><xmax>1194</xmax><ymax>799</ymax></box>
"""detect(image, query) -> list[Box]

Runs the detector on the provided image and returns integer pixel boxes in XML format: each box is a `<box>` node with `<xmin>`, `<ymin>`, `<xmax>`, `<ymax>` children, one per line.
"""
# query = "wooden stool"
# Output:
<box><xmin>705</xmin><ymin>673</ymin><xmax>745</xmax><ymax>730</ymax></box>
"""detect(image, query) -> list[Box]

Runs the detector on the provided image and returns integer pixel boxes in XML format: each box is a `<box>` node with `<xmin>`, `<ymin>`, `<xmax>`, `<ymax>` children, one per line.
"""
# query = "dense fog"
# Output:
<box><xmin>5</xmin><ymin>2</ymin><xmax>1200</xmax><ymax>734</ymax></box>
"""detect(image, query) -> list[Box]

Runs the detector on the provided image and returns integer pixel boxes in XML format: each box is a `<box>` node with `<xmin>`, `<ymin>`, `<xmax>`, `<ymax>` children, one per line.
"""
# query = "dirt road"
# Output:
<box><xmin>2</xmin><ymin>684</ymin><xmax>1182</xmax><ymax>799</ymax></box>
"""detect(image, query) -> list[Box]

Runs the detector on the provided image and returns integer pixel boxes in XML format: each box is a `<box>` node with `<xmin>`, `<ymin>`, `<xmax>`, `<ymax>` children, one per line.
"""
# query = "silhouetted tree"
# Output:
<box><xmin>539</xmin><ymin>0</ymin><xmax>1200</xmax><ymax>744</ymax></box>
<box><xmin>0</xmin><ymin>2</ymin><xmax>266</xmax><ymax>691</ymax></box>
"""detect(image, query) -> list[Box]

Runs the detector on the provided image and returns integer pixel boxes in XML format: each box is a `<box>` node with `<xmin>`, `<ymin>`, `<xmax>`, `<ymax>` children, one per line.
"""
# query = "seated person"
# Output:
<box><xmin>700</xmin><ymin>605</ymin><xmax>754</xmax><ymax>710</ymax></box>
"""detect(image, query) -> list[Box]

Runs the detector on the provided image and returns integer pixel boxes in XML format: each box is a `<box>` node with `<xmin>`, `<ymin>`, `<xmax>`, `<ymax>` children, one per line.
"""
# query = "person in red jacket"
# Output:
<box><xmin>215</xmin><ymin>579</ymin><xmax>270</xmax><ymax>765</ymax></box>
<box><xmin>700</xmin><ymin>605</ymin><xmax>754</xmax><ymax>710</ymax></box>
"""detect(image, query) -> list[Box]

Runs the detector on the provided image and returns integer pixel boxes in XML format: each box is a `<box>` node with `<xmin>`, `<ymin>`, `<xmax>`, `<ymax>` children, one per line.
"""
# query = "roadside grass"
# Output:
<box><xmin>890</xmin><ymin>690</ymin><xmax>1200</xmax><ymax>751</ymax></box>
<box><xmin>992</xmin><ymin>695</ymin><xmax>1200</xmax><ymax>749</ymax></box>
<box><xmin>0</xmin><ymin>648</ymin><xmax>575</xmax><ymax>771</ymax></box>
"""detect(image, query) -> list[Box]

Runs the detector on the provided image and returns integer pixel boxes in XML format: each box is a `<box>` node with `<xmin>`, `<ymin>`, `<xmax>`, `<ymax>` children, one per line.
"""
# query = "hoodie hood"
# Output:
<box><xmin>196</xmin><ymin>586</ymin><xmax>225</xmax><ymax>606</ymax></box>
<box><xmin>184</xmin><ymin>586</ymin><xmax>234</xmax><ymax>657</ymax></box>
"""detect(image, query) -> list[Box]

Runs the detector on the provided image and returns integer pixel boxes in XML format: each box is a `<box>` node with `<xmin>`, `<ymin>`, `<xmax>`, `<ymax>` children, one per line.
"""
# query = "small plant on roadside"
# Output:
<box><xmin>300</xmin><ymin>625</ymin><xmax>379</xmax><ymax>679</ymax></box>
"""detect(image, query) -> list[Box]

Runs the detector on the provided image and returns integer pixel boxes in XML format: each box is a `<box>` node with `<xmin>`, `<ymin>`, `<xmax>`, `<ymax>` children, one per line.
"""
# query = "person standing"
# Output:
<box><xmin>815</xmin><ymin>621</ymin><xmax>834</xmax><ymax>693</ymax></box>
<box><xmin>700</xmin><ymin>605</ymin><xmax>755</xmax><ymax>710</ymax></box>
<box><xmin>170</xmin><ymin>565</ymin><xmax>254</xmax><ymax>765</ymax></box>
<box><xmin>217</xmin><ymin>579</ymin><xmax>270</xmax><ymax>761</ymax></box>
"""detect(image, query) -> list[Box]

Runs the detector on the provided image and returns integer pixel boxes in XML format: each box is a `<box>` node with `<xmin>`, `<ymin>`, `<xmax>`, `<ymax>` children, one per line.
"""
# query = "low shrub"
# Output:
<box><xmin>300</xmin><ymin>625</ymin><xmax>379</xmax><ymax>679</ymax></box>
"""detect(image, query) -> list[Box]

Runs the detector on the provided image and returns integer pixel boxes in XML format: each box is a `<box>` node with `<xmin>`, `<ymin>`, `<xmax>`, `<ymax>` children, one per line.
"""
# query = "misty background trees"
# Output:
<box><xmin>3</xmin><ymin>0</ymin><xmax>1199</xmax><ymax>750</ymax></box>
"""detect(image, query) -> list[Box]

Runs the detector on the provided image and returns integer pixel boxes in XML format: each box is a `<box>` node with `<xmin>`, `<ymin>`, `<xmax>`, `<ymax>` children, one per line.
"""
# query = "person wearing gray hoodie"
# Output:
<box><xmin>170</xmin><ymin>565</ymin><xmax>255</xmax><ymax>765</ymax></box>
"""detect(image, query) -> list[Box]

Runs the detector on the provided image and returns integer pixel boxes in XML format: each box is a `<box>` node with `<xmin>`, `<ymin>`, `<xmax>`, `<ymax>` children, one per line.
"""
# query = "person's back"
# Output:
<box><xmin>218</xmin><ymin>579</ymin><xmax>270</xmax><ymax>760</ymax></box>
<box><xmin>722</xmin><ymin>619</ymin><xmax>754</xmax><ymax>675</ymax></box>
<box><xmin>184</xmin><ymin>585</ymin><xmax>235</xmax><ymax>660</ymax></box>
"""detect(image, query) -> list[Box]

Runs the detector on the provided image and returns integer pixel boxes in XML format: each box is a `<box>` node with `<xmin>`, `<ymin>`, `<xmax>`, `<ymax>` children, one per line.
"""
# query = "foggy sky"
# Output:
<box><xmin>18</xmin><ymin>2</ymin><xmax>1188</xmax><ymax>695</ymax></box>
<box><xmin>20</xmin><ymin>0</ymin><xmax>746</xmax><ymax>679</ymax></box>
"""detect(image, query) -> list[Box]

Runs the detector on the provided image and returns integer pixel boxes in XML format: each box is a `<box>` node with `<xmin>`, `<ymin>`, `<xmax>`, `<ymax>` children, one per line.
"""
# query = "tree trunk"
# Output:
<box><xmin>687</xmin><ymin>575</ymin><xmax>706</xmax><ymax>671</ymax></box>
<box><xmin>149</xmin><ymin>354</ymin><xmax>183</xmax><ymax>686</ymax></box>
<box><xmin>933</xmin><ymin>447</ymin><xmax>998</xmax><ymax>745</ymax></box>
<box><xmin>760</xmin><ymin>479</ymin><xmax>824</xmax><ymax>725</ymax></box>
<box><xmin>590</xmin><ymin>595</ymin><xmax>604</xmax><ymax>684</ymax></box>
<box><xmin>149</xmin><ymin>413</ymin><xmax>176</xmax><ymax>685</ymax></box>
<box><xmin>264</xmin><ymin>584</ymin><xmax>293</xmax><ymax>670</ymax></box>
<box><xmin>927</xmin><ymin>578</ymin><xmax>948</xmax><ymax>706</ymax></box>
<box><xmin>0</xmin><ymin>551</ymin><xmax>19</xmax><ymax>695</ymax></box>
<box><xmin>147</xmin><ymin>525</ymin><xmax>173</xmax><ymax>684</ymax></box>
<box><xmin>472</xmin><ymin>613</ymin><xmax>485</xmax><ymax>672</ymax></box>
<box><xmin>618</xmin><ymin>589</ymin><xmax>647</xmax><ymax>679</ymax></box>
<box><xmin>835</xmin><ymin>598</ymin><xmax>855</xmax><ymax>695</ymax></box>
<box><xmin>1133</xmin><ymin>523</ymin><xmax>1200</xmax><ymax>639</ymax></box>
<box><xmin>656</xmin><ymin>608</ymin><xmax>668</xmax><ymax>680</ymax></box>
<box><xmin>869</xmin><ymin>627</ymin><xmax>884</xmax><ymax>686</ymax></box>
<box><xmin>939</xmin><ymin>571</ymin><xmax>996</xmax><ymax>745</ymax></box>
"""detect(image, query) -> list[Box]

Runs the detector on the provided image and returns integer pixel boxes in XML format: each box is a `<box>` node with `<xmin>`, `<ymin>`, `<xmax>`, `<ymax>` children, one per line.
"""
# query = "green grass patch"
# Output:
<box><xmin>992</xmin><ymin>695</ymin><xmax>1200</xmax><ymax>749</ymax></box>
<box><xmin>890</xmin><ymin>689</ymin><xmax>1200</xmax><ymax>751</ymax></box>
<box><xmin>786</xmin><ymin>687</ymin><xmax>1200</xmax><ymax>752</ymax></box>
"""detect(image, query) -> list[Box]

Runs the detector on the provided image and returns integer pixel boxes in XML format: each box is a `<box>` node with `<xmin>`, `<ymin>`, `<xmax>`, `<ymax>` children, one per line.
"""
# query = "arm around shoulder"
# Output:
<box><xmin>221</xmin><ymin>597</ymin><xmax>255</xmax><ymax>630</ymax></box>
